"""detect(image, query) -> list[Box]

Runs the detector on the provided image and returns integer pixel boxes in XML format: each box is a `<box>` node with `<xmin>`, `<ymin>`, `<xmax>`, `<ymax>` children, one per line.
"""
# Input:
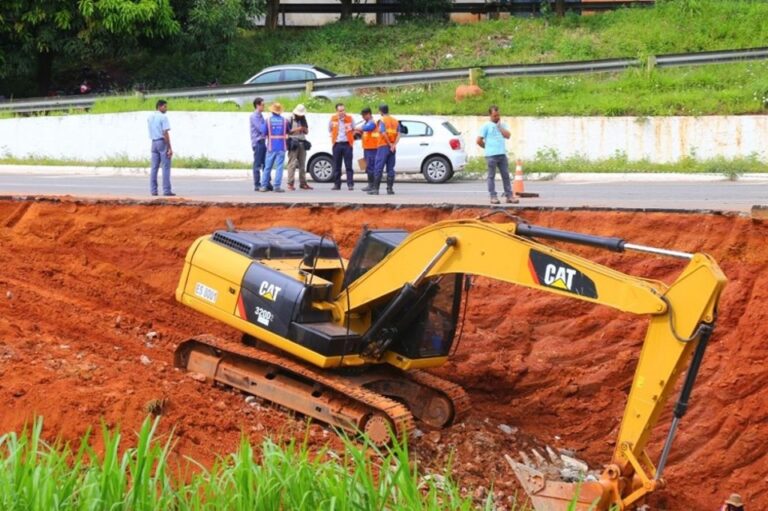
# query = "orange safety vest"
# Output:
<box><xmin>330</xmin><ymin>114</ymin><xmax>355</xmax><ymax>145</ymax></box>
<box><xmin>378</xmin><ymin>115</ymin><xmax>399</xmax><ymax>148</ymax></box>
<box><xmin>361</xmin><ymin>120</ymin><xmax>380</xmax><ymax>150</ymax></box>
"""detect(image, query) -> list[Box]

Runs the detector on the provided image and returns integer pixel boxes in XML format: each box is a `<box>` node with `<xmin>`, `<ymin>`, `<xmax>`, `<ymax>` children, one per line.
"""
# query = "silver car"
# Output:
<box><xmin>230</xmin><ymin>64</ymin><xmax>351</xmax><ymax>106</ymax></box>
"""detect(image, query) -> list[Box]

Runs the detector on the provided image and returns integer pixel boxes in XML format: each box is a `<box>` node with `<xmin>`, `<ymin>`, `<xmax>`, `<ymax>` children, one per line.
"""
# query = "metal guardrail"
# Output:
<box><xmin>2</xmin><ymin>47</ymin><xmax>766</xmax><ymax>114</ymax></box>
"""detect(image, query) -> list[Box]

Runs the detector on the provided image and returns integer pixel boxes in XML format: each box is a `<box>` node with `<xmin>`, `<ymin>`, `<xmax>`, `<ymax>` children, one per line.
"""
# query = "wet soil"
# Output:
<box><xmin>0</xmin><ymin>198</ymin><xmax>766</xmax><ymax>509</ymax></box>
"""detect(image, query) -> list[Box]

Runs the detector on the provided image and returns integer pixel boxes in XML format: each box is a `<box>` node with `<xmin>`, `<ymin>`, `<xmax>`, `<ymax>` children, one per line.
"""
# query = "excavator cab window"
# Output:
<box><xmin>389</xmin><ymin>274</ymin><xmax>463</xmax><ymax>359</ymax></box>
<box><xmin>344</xmin><ymin>229</ymin><xmax>409</xmax><ymax>288</ymax></box>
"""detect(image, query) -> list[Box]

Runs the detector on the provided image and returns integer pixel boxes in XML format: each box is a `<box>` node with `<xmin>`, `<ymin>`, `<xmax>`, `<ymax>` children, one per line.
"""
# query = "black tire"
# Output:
<box><xmin>422</xmin><ymin>155</ymin><xmax>453</xmax><ymax>184</ymax></box>
<box><xmin>308</xmin><ymin>154</ymin><xmax>334</xmax><ymax>183</ymax></box>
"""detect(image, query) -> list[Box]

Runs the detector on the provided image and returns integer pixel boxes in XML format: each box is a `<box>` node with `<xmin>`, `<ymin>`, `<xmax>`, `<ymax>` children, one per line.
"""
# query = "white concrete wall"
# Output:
<box><xmin>1</xmin><ymin>112</ymin><xmax>766</xmax><ymax>164</ymax></box>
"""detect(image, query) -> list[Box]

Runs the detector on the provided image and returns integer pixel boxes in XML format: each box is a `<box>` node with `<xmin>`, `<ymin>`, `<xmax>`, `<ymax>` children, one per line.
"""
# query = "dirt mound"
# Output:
<box><xmin>0</xmin><ymin>199</ymin><xmax>765</xmax><ymax>510</ymax></box>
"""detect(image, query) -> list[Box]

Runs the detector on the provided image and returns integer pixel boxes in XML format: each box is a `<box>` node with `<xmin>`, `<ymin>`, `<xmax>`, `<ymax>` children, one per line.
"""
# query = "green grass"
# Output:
<box><xmin>0</xmin><ymin>153</ymin><xmax>252</xmax><ymax>170</ymax></box>
<box><xmin>171</xmin><ymin>0</ymin><xmax>768</xmax><ymax>85</ymax></box>
<box><xmin>0</xmin><ymin>417</ymin><xmax>507</xmax><ymax>510</ymax></box>
<box><xmin>461</xmin><ymin>152</ymin><xmax>767</xmax><ymax>180</ymax></box>
<box><xmin>2</xmin><ymin>152</ymin><xmax>765</xmax><ymax>178</ymax></box>
<box><xmin>3</xmin><ymin>0</ymin><xmax>761</xmax><ymax>117</ymax></box>
<box><xmin>58</xmin><ymin>0</ymin><xmax>766</xmax><ymax>117</ymax></box>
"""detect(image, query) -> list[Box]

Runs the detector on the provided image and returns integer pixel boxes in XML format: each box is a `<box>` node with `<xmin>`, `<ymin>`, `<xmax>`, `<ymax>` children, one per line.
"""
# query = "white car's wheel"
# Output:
<box><xmin>422</xmin><ymin>155</ymin><xmax>453</xmax><ymax>183</ymax></box>
<box><xmin>309</xmin><ymin>154</ymin><xmax>334</xmax><ymax>183</ymax></box>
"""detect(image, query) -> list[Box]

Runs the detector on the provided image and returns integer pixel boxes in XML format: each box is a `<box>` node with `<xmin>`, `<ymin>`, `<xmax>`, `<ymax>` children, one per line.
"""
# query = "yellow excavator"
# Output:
<box><xmin>174</xmin><ymin>215</ymin><xmax>726</xmax><ymax>510</ymax></box>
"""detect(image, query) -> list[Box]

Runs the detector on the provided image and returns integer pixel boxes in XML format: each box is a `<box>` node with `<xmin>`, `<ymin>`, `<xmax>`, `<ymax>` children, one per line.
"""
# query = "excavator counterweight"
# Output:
<box><xmin>174</xmin><ymin>218</ymin><xmax>726</xmax><ymax>510</ymax></box>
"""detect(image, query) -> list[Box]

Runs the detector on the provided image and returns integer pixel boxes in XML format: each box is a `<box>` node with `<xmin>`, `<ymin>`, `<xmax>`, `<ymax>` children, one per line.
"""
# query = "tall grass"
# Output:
<box><xmin>0</xmin><ymin>417</ymin><xmax>507</xmax><ymax>510</ymax></box>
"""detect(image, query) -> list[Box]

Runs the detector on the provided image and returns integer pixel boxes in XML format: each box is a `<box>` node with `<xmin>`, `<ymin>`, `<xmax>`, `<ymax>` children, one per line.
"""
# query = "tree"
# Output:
<box><xmin>0</xmin><ymin>0</ymin><xmax>179</xmax><ymax>95</ymax></box>
<box><xmin>169</xmin><ymin>0</ymin><xmax>264</xmax><ymax>83</ymax></box>
<box><xmin>265</xmin><ymin>0</ymin><xmax>279</xmax><ymax>30</ymax></box>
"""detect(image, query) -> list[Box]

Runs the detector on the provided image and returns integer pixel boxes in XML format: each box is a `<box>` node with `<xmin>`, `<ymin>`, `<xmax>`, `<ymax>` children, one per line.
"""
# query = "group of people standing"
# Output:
<box><xmin>249</xmin><ymin>98</ymin><xmax>400</xmax><ymax>195</ymax></box>
<box><xmin>327</xmin><ymin>102</ymin><xmax>399</xmax><ymax>195</ymax></box>
<box><xmin>250</xmin><ymin>97</ymin><xmax>312</xmax><ymax>192</ymax></box>
<box><xmin>146</xmin><ymin>97</ymin><xmax>513</xmax><ymax>205</ymax></box>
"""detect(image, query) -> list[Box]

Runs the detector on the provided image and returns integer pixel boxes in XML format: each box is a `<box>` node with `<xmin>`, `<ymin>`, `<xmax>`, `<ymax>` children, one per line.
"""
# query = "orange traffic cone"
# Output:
<box><xmin>512</xmin><ymin>159</ymin><xmax>539</xmax><ymax>198</ymax></box>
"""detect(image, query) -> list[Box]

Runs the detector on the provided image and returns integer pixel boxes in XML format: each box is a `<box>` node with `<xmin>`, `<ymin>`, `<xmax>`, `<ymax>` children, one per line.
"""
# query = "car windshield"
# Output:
<box><xmin>441</xmin><ymin>121</ymin><xmax>461</xmax><ymax>135</ymax></box>
<box><xmin>312</xmin><ymin>66</ymin><xmax>337</xmax><ymax>78</ymax></box>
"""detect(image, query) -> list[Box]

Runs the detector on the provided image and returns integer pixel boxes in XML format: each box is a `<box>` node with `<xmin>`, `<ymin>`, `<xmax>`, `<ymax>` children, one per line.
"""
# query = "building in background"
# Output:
<box><xmin>258</xmin><ymin>1</ymin><xmax>645</xmax><ymax>27</ymax></box>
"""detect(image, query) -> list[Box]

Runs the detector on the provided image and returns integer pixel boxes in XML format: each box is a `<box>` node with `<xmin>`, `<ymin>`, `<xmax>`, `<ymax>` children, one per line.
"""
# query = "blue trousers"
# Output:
<box><xmin>374</xmin><ymin>145</ymin><xmax>396</xmax><ymax>180</ymax></box>
<box><xmin>363</xmin><ymin>149</ymin><xmax>377</xmax><ymax>182</ymax></box>
<box><xmin>485</xmin><ymin>154</ymin><xmax>512</xmax><ymax>198</ymax></box>
<box><xmin>252</xmin><ymin>139</ymin><xmax>266</xmax><ymax>190</ymax></box>
<box><xmin>332</xmin><ymin>142</ymin><xmax>354</xmax><ymax>187</ymax></box>
<box><xmin>150</xmin><ymin>139</ymin><xmax>172</xmax><ymax>195</ymax></box>
<box><xmin>262</xmin><ymin>150</ymin><xmax>285</xmax><ymax>189</ymax></box>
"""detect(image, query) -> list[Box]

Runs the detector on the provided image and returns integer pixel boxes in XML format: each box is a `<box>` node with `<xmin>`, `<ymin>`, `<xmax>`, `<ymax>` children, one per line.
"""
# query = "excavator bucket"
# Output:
<box><xmin>506</xmin><ymin>454</ymin><xmax>610</xmax><ymax>511</ymax></box>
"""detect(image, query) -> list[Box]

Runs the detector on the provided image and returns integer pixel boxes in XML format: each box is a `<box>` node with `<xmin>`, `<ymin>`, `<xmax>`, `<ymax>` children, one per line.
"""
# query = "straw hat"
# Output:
<box><xmin>292</xmin><ymin>104</ymin><xmax>306</xmax><ymax>116</ymax></box>
<box><xmin>269</xmin><ymin>102</ymin><xmax>283</xmax><ymax>114</ymax></box>
<box><xmin>726</xmin><ymin>493</ymin><xmax>744</xmax><ymax>506</ymax></box>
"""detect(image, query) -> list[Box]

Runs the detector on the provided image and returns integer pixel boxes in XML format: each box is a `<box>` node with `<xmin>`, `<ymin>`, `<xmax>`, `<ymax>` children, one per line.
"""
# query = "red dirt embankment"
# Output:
<box><xmin>0</xmin><ymin>199</ymin><xmax>765</xmax><ymax>510</ymax></box>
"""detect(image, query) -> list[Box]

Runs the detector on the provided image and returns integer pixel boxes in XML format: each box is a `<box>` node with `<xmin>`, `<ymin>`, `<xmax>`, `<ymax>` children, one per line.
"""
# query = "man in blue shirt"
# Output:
<box><xmin>249</xmin><ymin>97</ymin><xmax>269</xmax><ymax>191</ymax></box>
<box><xmin>477</xmin><ymin>105</ymin><xmax>516</xmax><ymax>205</ymax></box>
<box><xmin>260</xmin><ymin>102</ymin><xmax>289</xmax><ymax>193</ymax></box>
<box><xmin>147</xmin><ymin>99</ymin><xmax>174</xmax><ymax>196</ymax></box>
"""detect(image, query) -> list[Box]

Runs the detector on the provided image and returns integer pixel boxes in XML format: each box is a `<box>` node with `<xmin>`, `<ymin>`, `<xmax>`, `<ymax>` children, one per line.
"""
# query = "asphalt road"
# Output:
<box><xmin>1</xmin><ymin>171</ymin><xmax>766</xmax><ymax>213</ymax></box>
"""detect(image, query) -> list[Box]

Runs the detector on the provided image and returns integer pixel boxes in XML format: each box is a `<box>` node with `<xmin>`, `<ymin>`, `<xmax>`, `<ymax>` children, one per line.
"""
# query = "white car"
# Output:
<box><xmin>305</xmin><ymin>115</ymin><xmax>467</xmax><ymax>184</ymax></box>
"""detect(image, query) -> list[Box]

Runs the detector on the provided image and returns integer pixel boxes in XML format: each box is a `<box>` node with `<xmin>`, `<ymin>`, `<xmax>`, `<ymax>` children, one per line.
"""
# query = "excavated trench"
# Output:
<box><xmin>0</xmin><ymin>198</ymin><xmax>766</xmax><ymax>510</ymax></box>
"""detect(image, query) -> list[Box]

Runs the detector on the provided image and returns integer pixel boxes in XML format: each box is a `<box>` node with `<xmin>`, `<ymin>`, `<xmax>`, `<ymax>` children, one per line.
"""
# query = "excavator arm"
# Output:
<box><xmin>336</xmin><ymin>218</ymin><xmax>727</xmax><ymax>510</ymax></box>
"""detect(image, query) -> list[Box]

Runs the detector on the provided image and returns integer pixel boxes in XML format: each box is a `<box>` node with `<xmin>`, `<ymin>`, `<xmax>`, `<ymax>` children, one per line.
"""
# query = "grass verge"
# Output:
<box><xmin>1</xmin><ymin>153</ymin><xmax>764</xmax><ymax>180</ymax></box>
<box><xmin>72</xmin><ymin>58</ymin><xmax>768</xmax><ymax>117</ymax></box>
<box><xmin>0</xmin><ymin>417</ymin><xmax>505</xmax><ymax>510</ymax></box>
<box><xmin>462</xmin><ymin>152</ymin><xmax>767</xmax><ymax>181</ymax></box>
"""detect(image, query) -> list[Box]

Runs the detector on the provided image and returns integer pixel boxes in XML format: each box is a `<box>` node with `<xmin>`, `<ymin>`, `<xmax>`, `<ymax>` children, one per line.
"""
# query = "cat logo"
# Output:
<box><xmin>529</xmin><ymin>250</ymin><xmax>598</xmax><ymax>299</ymax></box>
<box><xmin>258</xmin><ymin>281</ymin><xmax>282</xmax><ymax>302</ymax></box>
<box><xmin>544</xmin><ymin>265</ymin><xmax>577</xmax><ymax>290</ymax></box>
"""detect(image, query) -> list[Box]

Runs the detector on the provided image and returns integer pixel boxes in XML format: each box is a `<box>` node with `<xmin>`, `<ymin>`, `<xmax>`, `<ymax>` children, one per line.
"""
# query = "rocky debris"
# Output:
<box><xmin>561</xmin><ymin>454</ymin><xmax>589</xmax><ymax>473</ymax></box>
<box><xmin>473</xmin><ymin>485</ymin><xmax>488</xmax><ymax>500</ymax></box>
<box><xmin>139</xmin><ymin>355</ymin><xmax>151</xmax><ymax>366</ymax></box>
<box><xmin>188</xmin><ymin>372</ymin><xmax>207</xmax><ymax>382</ymax></box>
<box><xmin>498</xmin><ymin>424</ymin><xmax>517</xmax><ymax>435</ymax></box>
<box><xmin>420</xmin><ymin>473</ymin><xmax>449</xmax><ymax>491</ymax></box>
<box><xmin>114</xmin><ymin>315</ymin><xmax>122</xmax><ymax>328</ymax></box>
<box><xmin>145</xmin><ymin>331</ymin><xmax>158</xmax><ymax>341</ymax></box>
<box><xmin>6</xmin><ymin>291</ymin><xmax>13</xmax><ymax>299</ymax></box>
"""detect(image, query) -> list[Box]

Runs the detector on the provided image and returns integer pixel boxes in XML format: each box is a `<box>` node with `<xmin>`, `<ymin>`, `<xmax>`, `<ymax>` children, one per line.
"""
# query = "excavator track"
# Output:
<box><xmin>174</xmin><ymin>335</ymin><xmax>415</xmax><ymax>445</ymax></box>
<box><xmin>408</xmin><ymin>370</ymin><xmax>472</xmax><ymax>425</ymax></box>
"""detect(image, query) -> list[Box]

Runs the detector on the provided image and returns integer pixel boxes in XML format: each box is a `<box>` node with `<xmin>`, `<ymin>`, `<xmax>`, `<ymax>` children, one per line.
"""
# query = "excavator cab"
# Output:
<box><xmin>343</xmin><ymin>228</ymin><xmax>409</xmax><ymax>287</ymax></box>
<box><xmin>345</xmin><ymin>228</ymin><xmax>463</xmax><ymax>360</ymax></box>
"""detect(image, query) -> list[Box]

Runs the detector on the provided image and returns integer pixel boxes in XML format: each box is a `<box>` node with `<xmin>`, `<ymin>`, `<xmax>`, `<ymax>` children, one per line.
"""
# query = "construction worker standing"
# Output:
<box><xmin>358</xmin><ymin>107</ymin><xmax>380</xmax><ymax>192</ymax></box>
<box><xmin>259</xmin><ymin>102</ymin><xmax>288</xmax><ymax>193</ymax></box>
<box><xmin>369</xmin><ymin>104</ymin><xmax>399</xmax><ymax>195</ymax></box>
<box><xmin>328</xmin><ymin>103</ymin><xmax>355</xmax><ymax>190</ymax></box>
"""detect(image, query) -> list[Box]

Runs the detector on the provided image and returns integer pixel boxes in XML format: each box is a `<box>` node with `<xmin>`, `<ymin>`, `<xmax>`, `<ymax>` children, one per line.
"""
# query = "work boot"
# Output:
<box><xmin>386</xmin><ymin>177</ymin><xmax>395</xmax><ymax>195</ymax></box>
<box><xmin>367</xmin><ymin>176</ymin><xmax>381</xmax><ymax>195</ymax></box>
<box><xmin>361</xmin><ymin>173</ymin><xmax>373</xmax><ymax>192</ymax></box>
